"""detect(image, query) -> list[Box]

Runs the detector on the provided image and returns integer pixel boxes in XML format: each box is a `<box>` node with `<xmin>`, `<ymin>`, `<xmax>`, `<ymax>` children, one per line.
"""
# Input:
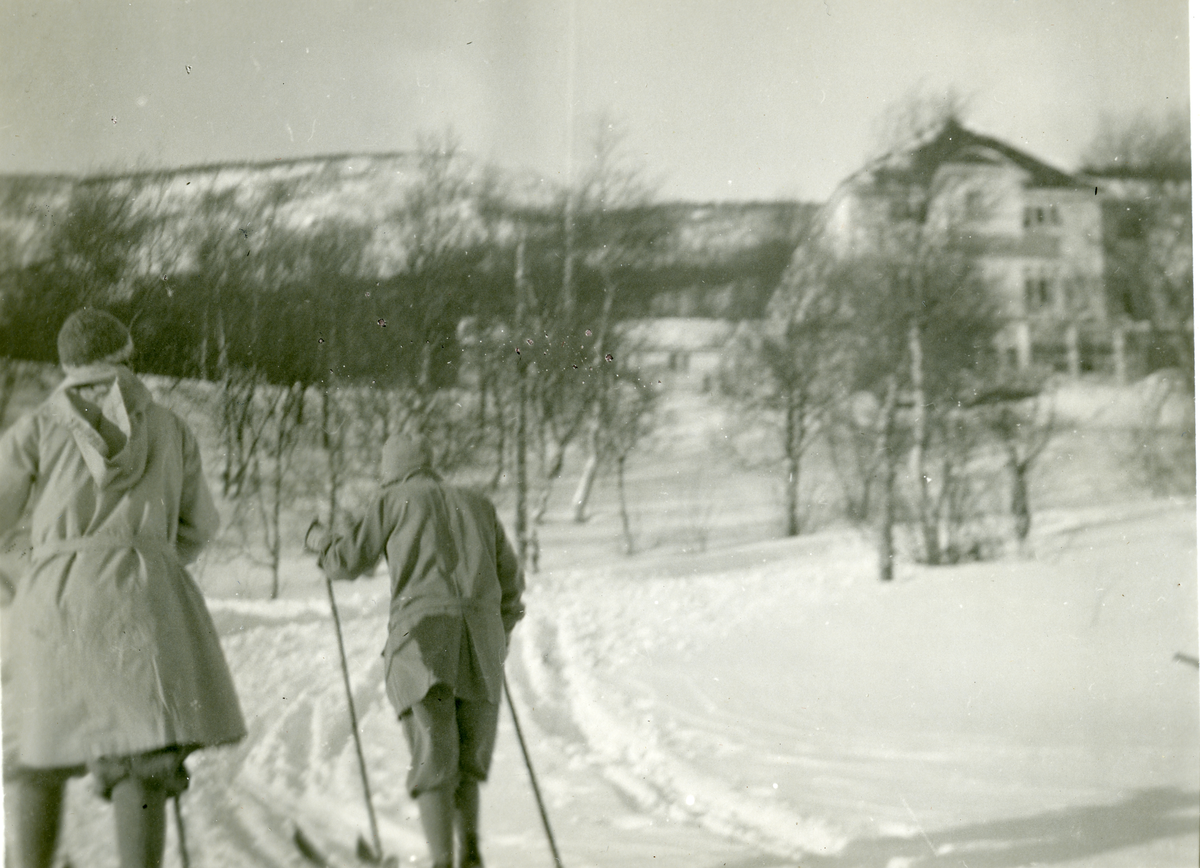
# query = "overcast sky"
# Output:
<box><xmin>1</xmin><ymin>0</ymin><xmax>1190</xmax><ymax>202</ymax></box>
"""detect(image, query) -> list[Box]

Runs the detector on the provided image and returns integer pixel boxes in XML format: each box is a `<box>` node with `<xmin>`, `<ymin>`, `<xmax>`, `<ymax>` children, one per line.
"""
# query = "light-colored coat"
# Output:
<box><xmin>0</xmin><ymin>364</ymin><xmax>246</xmax><ymax>768</ymax></box>
<box><xmin>316</xmin><ymin>468</ymin><xmax>524</xmax><ymax>715</ymax></box>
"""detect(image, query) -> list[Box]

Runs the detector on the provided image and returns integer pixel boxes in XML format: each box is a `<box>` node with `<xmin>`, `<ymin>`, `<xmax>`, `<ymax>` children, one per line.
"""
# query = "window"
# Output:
<box><xmin>1024</xmin><ymin>270</ymin><xmax>1056</xmax><ymax>312</ymax></box>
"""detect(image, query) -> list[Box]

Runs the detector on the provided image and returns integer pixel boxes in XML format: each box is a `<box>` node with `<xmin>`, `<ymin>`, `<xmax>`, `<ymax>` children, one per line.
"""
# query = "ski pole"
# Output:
<box><xmin>502</xmin><ymin>673</ymin><xmax>564</xmax><ymax>868</ymax></box>
<box><xmin>324</xmin><ymin>575</ymin><xmax>387</xmax><ymax>863</ymax></box>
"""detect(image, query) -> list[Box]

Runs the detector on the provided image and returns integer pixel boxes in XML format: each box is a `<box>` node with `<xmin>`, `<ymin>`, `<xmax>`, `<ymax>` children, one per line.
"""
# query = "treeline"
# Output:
<box><xmin>0</xmin><ymin>131</ymin><xmax>681</xmax><ymax>592</ymax></box>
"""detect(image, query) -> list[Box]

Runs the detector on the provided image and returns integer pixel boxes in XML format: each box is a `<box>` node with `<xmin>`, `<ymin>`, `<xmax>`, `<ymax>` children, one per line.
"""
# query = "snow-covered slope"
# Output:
<box><xmin>7</xmin><ymin>381</ymin><xmax>1198</xmax><ymax>868</ymax></box>
<box><xmin>34</xmin><ymin>496</ymin><xmax>1198</xmax><ymax>868</ymax></box>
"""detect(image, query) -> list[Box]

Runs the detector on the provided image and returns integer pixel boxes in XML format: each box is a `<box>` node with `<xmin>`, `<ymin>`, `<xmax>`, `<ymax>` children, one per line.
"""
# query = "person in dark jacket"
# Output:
<box><xmin>0</xmin><ymin>309</ymin><xmax>246</xmax><ymax>868</ymax></box>
<box><xmin>308</xmin><ymin>433</ymin><xmax>524</xmax><ymax>868</ymax></box>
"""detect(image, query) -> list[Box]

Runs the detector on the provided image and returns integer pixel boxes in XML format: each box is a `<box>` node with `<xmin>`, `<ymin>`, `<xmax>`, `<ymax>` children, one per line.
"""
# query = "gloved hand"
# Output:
<box><xmin>303</xmin><ymin>518</ymin><xmax>330</xmax><ymax>555</ymax></box>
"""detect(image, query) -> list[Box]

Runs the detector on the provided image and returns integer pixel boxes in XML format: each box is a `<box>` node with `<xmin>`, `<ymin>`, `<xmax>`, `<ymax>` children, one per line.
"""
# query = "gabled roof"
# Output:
<box><xmin>851</xmin><ymin>118</ymin><xmax>1087</xmax><ymax>192</ymax></box>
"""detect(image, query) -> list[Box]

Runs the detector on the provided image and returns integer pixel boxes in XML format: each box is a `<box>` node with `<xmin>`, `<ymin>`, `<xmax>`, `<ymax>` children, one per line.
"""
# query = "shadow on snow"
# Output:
<box><xmin>793</xmin><ymin>787</ymin><xmax>1198</xmax><ymax>868</ymax></box>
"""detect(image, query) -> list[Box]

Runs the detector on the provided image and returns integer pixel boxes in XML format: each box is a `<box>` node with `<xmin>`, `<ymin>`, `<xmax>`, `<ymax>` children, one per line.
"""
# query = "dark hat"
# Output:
<box><xmin>381</xmin><ymin>433</ymin><xmax>433</xmax><ymax>482</ymax></box>
<box><xmin>57</xmin><ymin>308</ymin><xmax>134</xmax><ymax>369</ymax></box>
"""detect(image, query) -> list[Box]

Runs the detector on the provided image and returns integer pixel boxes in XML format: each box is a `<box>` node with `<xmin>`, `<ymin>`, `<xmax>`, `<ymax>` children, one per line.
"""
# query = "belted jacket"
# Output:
<box><xmin>316</xmin><ymin>468</ymin><xmax>524</xmax><ymax>714</ymax></box>
<box><xmin>0</xmin><ymin>364</ymin><xmax>246</xmax><ymax>768</ymax></box>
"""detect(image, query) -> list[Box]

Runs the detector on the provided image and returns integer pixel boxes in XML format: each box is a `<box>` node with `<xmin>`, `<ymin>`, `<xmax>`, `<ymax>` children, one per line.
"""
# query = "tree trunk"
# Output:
<box><xmin>419</xmin><ymin>340</ymin><xmax>434</xmax><ymax>394</ymax></box>
<box><xmin>322</xmin><ymin>387</ymin><xmax>341</xmax><ymax>525</ymax></box>
<box><xmin>532</xmin><ymin>441</ymin><xmax>565</xmax><ymax>525</ymax></box>
<box><xmin>561</xmin><ymin>196</ymin><xmax>576</xmax><ymax>320</ymax></box>
<box><xmin>571</xmin><ymin>420</ymin><xmax>601</xmax><ymax>522</ymax></box>
<box><xmin>1065</xmin><ymin>321</ymin><xmax>1081</xmax><ymax>379</ymax></box>
<box><xmin>221</xmin><ymin>374</ymin><xmax>243</xmax><ymax>497</ymax></box>
<box><xmin>1112</xmin><ymin>324</ymin><xmax>1128</xmax><ymax>385</ymax></box>
<box><xmin>782</xmin><ymin>391</ymin><xmax>801</xmax><ymax>540</ymax></box>
<box><xmin>513</xmin><ymin>237</ymin><xmax>533</xmax><ymax>572</ymax></box>
<box><xmin>617</xmin><ymin>453</ymin><xmax>635</xmax><ymax>555</ymax></box>
<box><xmin>1011</xmin><ymin>459</ymin><xmax>1032</xmax><ymax>543</ymax></box>
<box><xmin>269</xmin><ymin>446</ymin><xmax>283</xmax><ymax>600</ymax></box>
<box><xmin>515</xmin><ymin>375</ymin><xmax>529</xmax><ymax>570</ymax></box>
<box><xmin>489</xmin><ymin>382</ymin><xmax>506</xmax><ymax>491</ymax></box>
<box><xmin>215</xmin><ymin>297</ymin><xmax>236</xmax><ymax>495</ymax></box>
<box><xmin>571</xmin><ymin>276</ymin><xmax>617</xmax><ymax>522</ymax></box>
<box><xmin>784</xmin><ymin>398</ymin><xmax>801</xmax><ymax>537</ymax></box>
<box><xmin>268</xmin><ymin>391</ymin><xmax>286</xmax><ymax>600</ymax></box>
<box><xmin>0</xmin><ymin>359</ymin><xmax>21</xmax><ymax>429</ymax></box>
<box><xmin>215</xmin><ymin>285</ymin><xmax>229</xmax><ymax>372</ymax></box>
<box><xmin>199</xmin><ymin>299</ymin><xmax>210</xmax><ymax>381</ymax></box>
<box><xmin>268</xmin><ymin>383</ymin><xmax>304</xmax><ymax>600</ymax></box>
<box><xmin>877</xmin><ymin>377</ymin><xmax>899</xmax><ymax>582</ymax></box>
<box><xmin>908</xmin><ymin>320</ymin><xmax>940</xmax><ymax>565</ymax></box>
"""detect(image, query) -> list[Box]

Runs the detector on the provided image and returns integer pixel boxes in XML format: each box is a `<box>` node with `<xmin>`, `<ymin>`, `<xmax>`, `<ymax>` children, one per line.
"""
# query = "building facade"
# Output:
<box><xmin>820</xmin><ymin>119</ymin><xmax>1108</xmax><ymax>373</ymax></box>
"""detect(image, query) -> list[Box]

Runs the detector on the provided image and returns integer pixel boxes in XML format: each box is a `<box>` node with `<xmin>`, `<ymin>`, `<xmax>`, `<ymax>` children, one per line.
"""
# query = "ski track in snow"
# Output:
<box><xmin>47</xmin><ymin>556</ymin><xmax>855</xmax><ymax>866</ymax></box>
<box><xmin>510</xmin><ymin>541</ymin><xmax>870</xmax><ymax>863</ymax></box>
<box><xmin>517</xmin><ymin>610</ymin><xmax>849</xmax><ymax>860</ymax></box>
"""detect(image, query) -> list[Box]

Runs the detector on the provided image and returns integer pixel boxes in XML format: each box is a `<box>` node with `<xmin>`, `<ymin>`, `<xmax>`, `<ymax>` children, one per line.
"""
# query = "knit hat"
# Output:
<box><xmin>381</xmin><ymin>433</ymin><xmax>433</xmax><ymax>482</ymax></box>
<box><xmin>57</xmin><ymin>308</ymin><xmax>134</xmax><ymax>369</ymax></box>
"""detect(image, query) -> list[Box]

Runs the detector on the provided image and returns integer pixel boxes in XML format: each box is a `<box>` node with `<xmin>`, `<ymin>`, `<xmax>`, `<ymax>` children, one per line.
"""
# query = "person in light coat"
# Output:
<box><xmin>0</xmin><ymin>309</ymin><xmax>246</xmax><ymax>868</ymax></box>
<box><xmin>308</xmin><ymin>433</ymin><xmax>524</xmax><ymax>868</ymax></box>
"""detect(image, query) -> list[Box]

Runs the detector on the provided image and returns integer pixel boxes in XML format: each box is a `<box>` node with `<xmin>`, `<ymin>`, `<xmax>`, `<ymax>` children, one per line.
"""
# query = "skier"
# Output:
<box><xmin>0</xmin><ymin>308</ymin><xmax>247</xmax><ymax>868</ymax></box>
<box><xmin>307</xmin><ymin>433</ymin><xmax>525</xmax><ymax>868</ymax></box>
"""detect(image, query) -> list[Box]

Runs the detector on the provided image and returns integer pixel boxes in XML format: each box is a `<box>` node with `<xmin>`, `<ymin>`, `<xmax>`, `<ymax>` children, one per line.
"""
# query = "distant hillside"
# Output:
<box><xmin>0</xmin><ymin>154</ymin><xmax>817</xmax><ymax>319</ymax></box>
<box><xmin>629</xmin><ymin>201</ymin><xmax>815</xmax><ymax>318</ymax></box>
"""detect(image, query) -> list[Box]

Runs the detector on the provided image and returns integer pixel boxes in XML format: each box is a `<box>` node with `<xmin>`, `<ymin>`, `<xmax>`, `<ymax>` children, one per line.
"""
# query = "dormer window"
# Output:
<box><xmin>1023</xmin><ymin>204</ymin><xmax>1061</xmax><ymax>229</ymax></box>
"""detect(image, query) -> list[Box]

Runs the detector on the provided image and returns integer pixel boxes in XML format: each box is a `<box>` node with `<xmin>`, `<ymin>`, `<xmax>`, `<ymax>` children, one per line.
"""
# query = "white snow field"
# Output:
<box><xmin>5</xmin><ymin>379</ymin><xmax>1198</xmax><ymax>868</ymax></box>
